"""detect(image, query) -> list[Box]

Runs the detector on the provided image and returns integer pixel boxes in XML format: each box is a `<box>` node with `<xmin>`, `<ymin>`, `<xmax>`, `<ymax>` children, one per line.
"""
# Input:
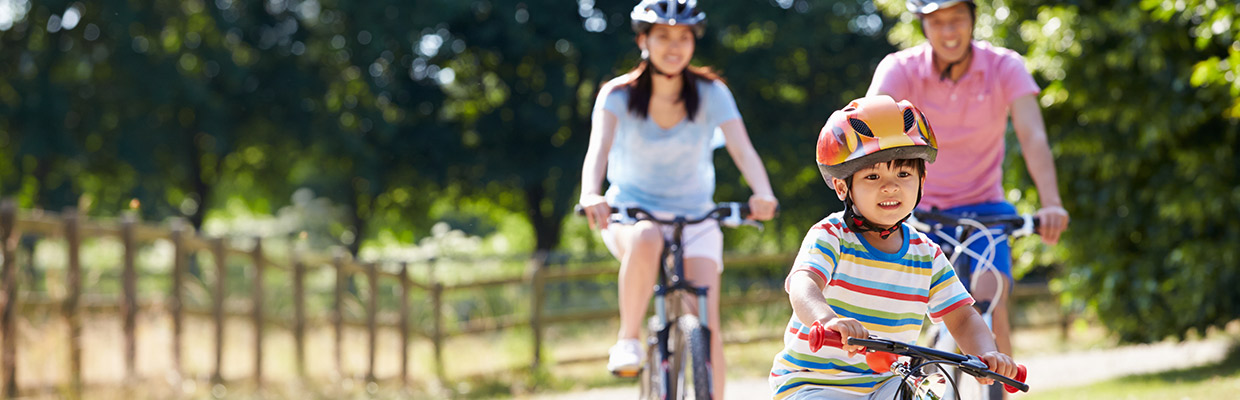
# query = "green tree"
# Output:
<box><xmin>876</xmin><ymin>0</ymin><xmax>1239</xmax><ymax>342</ymax></box>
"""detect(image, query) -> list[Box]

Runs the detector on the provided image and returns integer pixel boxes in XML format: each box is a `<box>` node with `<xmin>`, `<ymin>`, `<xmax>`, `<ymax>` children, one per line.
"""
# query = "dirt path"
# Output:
<box><xmin>523</xmin><ymin>338</ymin><xmax>1232</xmax><ymax>400</ymax></box>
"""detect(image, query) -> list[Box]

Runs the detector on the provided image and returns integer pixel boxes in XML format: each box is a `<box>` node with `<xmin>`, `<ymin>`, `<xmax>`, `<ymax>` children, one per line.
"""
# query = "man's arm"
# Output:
<box><xmin>1011</xmin><ymin>94</ymin><xmax>1070</xmax><ymax>244</ymax></box>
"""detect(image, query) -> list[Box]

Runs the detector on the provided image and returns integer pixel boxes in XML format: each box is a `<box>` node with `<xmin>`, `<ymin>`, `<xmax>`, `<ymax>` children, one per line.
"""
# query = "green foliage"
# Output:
<box><xmin>877</xmin><ymin>0</ymin><xmax>1240</xmax><ymax>342</ymax></box>
<box><xmin>3</xmin><ymin>0</ymin><xmax>1237</xmax><ymax>344</ymax></box>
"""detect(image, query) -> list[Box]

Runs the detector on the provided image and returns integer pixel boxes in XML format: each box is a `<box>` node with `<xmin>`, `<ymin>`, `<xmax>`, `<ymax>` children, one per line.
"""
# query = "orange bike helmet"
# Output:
<box><xmin>815</xmin><ymin>95</ymin><xmax>938</xmax><ymax>187</ymax></box>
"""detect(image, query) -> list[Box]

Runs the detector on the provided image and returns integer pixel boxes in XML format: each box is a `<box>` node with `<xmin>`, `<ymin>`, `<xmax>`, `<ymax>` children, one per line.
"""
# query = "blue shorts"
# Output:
<box><xmin>921</xmin><ymin>202</ymin><xmax>1016</xmax><ymax>290</ymax></box>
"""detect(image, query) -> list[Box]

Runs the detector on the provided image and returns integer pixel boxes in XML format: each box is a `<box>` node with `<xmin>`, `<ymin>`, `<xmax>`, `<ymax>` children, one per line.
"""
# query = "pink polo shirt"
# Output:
<box><xmin>868</xmin><ymin>41</ymin><xmax>1040</xmax><ymax>210</ymax></box>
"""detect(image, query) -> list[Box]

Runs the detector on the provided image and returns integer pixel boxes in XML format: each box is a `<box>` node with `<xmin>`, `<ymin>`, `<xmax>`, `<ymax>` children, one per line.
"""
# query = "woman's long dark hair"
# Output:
<box><xmin>620</xmin><ymin>61</ymin><xmax>722</xmax><ymax>121</ymax></box>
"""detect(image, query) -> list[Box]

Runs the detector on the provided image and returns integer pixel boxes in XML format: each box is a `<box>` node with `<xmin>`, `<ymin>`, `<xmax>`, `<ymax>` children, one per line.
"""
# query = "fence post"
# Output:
<box><xmin>366</xmin><ymin>262</ymin><xmax>379</xmax><ymax>384</ymax></box>
<box><xmin>398</xmin><ymin>262</ymin><xmax>410</xmax><ymax>388</ymax></box>
<box><xmin>251</xmin><ymin>238</ymin><xmax>264</xmax><ymax>388</ymax></box>
<box><xmin>1</xmin><ymin>200</ymin><xmax>18</xmax><ymax>399</ymax></box>
<box><xmin>333</xmin><ymin>252</ymin><xmax>346</xmax><ymax>379</ymax></box>
<box><xmin>429</xmin><ymin>257</ymin><xmax>444</xmax><ymax>383</ymax></box>
<box><xmin>170</xmin><ymin>218</ymin><xmax>186</xmax><ymax>383</ymax></box>
<box><xmin>527</xmin><ymin>251</ymin><xmax>549</xmax><ymax>370</ymax></box>
<box><xmin>120</xmin><ymin>214</ymin><xmax>137</xmax><ymax>382</ymax></box>
<box><xmin>292</xmin><ymin>250</ymin><xmax>306</xmax><ymax>379</ymax></box>
<box><xmin>63</xmin><ymin>208</ymin><xmax>82</xmax><ymax>399</ymax></box>
<box><xmin>211</xmin><ymin>238</ymin><xmax>227</xmax><ymax>385</ymax></box>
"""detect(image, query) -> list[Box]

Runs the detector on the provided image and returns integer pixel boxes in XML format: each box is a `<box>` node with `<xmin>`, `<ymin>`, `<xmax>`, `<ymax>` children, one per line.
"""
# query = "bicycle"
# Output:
<box><xmin>907</xmin><ymin>209</ymin><xmax>1040</xmax><ymax>400</ymax></box>
<box><xmin>807</xmin><ymin>322</ymin><xmax>1030</xmax><ymax>399</ymax></box>
<box><xmin>577</xmin><ymin>202</ymin><xmax>763</xmax><ymax>400</ymax></box>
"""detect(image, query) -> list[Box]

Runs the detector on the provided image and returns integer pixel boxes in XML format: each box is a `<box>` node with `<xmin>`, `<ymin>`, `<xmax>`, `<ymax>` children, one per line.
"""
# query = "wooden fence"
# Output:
<box><xmin>0</xmin><ymin>200</ymin><xmax>1062</xmax><ymax>398</ymax></box>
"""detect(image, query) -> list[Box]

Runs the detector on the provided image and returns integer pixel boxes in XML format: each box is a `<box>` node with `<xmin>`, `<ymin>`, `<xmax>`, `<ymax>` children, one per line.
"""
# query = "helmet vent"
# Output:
<box><xmin>903</xmin><ymin>109</ymin><xmax>916</xmax><ymax>132</ymax></box>
<box><xmin>848</xmin><ymin>118</ymin><xmax>875</xmax><ymax>138</ymax></box>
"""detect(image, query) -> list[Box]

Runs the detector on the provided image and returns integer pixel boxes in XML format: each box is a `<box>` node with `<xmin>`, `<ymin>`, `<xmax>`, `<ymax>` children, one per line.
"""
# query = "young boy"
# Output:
<box><xmin>769</xmin><ymin>96</ymin><xmax>1018</xmax><ymax>399</ymax></box>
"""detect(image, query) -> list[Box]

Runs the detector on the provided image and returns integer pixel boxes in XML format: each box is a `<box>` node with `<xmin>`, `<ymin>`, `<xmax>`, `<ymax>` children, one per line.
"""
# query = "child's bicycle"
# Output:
<box><xmin>908</xmin><ymin>209</ymin><xmax>1040</xmax><ymax>400</ymax></box>
<box><xmin>807</xmin><ymin>322</ymin><xmax>1030</xmax><ymax>399</ymax></box>
<box><xmin>577</xmin><ymin>202</ymin><xmax>762</xmax><ymax>400</ymax></box>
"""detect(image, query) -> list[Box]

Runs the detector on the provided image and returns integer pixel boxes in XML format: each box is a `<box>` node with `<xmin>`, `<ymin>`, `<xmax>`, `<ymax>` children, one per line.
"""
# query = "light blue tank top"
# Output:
<box><xmin>594</xmin><ymin>77</ymin><xmax>742</xmax><ymax>216</ymax></box>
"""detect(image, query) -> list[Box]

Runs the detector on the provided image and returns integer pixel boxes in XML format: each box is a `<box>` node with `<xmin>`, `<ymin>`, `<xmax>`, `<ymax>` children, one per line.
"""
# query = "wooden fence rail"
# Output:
<box><xmin>0</xmin><ymin>200</ymin><xmax>1064</xmax><ymax>398</ymax></box>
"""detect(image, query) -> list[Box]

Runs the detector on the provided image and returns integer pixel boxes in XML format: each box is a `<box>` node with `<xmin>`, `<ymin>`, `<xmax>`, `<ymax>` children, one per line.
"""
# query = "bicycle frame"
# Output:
<box><xmin>591</xmin><ymin>202</ymin><xmax>757</xmax><ymax>400</ymax></box>
<box><xmin>648</xmin><ymin>214</ymin><xmax>711</xmax><ymax>400</ymax></box>
<box><xmin>908</xmin><ymin>210</ymin><xmax>1039</xmax><ymax>400</ymax></box>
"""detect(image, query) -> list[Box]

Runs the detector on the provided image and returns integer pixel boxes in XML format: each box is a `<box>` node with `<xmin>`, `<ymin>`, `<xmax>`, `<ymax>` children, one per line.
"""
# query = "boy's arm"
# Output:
<box><xmin>941</xmin><ymin>305</ymin><xmax>1018</xmax><ymax>381</ymax></box>
<box><xmin>788</xmin><ymin>270</ymin><xmax>866</xmax><ymax>355</ymax></box>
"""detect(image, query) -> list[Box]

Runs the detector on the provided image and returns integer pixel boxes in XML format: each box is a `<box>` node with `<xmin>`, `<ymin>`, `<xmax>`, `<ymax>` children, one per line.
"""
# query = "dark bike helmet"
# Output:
<box><xmin>907</xmin><ymin>0</ymin><xmax>975</xmax><ymax>15</ymax></box>
<box><xmin>631</xmin><ymin>0</ymin><xmax>707</xmax><ymax>38</ymax></box>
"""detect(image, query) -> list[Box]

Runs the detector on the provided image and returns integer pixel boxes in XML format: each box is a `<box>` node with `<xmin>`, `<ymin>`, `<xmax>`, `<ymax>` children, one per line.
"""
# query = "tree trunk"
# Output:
<box><xmin>524</xmin><ymin>184</ymin><xmax>564</xmax><ymax>252</ymax></box>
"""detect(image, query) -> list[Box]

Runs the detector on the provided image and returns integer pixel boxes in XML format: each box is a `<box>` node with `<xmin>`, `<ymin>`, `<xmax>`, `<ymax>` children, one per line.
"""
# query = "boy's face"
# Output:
<box><xmin>833</xmin><ymin>162</ymin><xmax>924</xmax><ymax>227</ymax></box>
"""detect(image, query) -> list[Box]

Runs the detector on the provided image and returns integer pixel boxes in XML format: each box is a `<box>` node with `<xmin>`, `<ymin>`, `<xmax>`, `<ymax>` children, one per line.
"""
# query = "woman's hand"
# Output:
<box><xmin>824</xmin><ymin>317</ymin><xmax>868</xmax><ymax>357</ymax></box>
<box><xmin>580</xmin><ymin>194</ymin><xmax>611</xmax><ymax>230</ymax></box>
<box><xmin>977</xmin><ymin>351</ymin><xmax>1017</xmax><ymax>386</ymax></box>
<box><xmin>748</xmin><ymin>193</ymin><xmax>778</xmax><ymax>221</ymax></box>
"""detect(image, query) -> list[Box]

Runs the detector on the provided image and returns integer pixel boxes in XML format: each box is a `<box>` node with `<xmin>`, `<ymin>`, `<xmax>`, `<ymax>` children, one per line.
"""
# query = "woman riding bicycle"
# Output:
<box><xmin>578</xmin><ymin>0</ymin><xmax>779</xmax><ymax>396</ymax></box>
<box><xmin>866</xmin><ymin>0</ymin><xmax>1070</xmax><ymax>367</ymax></box>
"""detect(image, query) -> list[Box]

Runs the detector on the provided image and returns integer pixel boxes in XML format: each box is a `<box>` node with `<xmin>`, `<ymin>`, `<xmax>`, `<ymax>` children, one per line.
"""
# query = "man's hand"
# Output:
<box><xmin>1036</xmin><ymin>206</ymin><xmax>1069</xmax><ymax>245</ymax></box>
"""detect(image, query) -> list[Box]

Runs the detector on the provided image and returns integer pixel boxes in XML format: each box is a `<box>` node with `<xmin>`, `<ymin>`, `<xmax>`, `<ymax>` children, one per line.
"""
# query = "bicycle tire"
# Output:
<box><xmin>642</xmin><ymin>315</ymin><xmax>687</xmax><ymax>400</ymax></box>
<box><xmin>679</xmin><ymin>314</ymin><xmax>712</xmax><ymax>400</ymax></box>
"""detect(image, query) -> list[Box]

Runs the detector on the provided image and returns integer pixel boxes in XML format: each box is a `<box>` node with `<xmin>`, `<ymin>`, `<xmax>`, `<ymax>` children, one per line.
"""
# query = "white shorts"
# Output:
<box><xmin>600</xmin><ymin>212</ymin><xmax>724</xmax><ymax>272</ymax></box>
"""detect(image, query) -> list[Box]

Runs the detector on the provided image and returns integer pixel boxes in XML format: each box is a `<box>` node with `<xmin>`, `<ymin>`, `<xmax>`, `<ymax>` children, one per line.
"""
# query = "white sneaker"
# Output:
<box><xmin>607</xmin><ymin>338</ymin><xmax>644</xmax><ymax>377</ymax></box>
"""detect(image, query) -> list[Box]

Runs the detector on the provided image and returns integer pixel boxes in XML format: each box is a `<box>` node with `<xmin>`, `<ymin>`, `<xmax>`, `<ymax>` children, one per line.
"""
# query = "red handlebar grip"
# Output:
<box><xmin>808</xmin><ymin>321</ymin><xmax>844</xmax><ymax>352</ymax></box>
<box><xmin>1004</xmin><ymin>364</ymin><xmax>1028</xmax><ymax>394</ymax></box>
<box><xmin>981</xmin><ymin>358</ymin><xmax>1028</xmax><ymax>393</ymax></box>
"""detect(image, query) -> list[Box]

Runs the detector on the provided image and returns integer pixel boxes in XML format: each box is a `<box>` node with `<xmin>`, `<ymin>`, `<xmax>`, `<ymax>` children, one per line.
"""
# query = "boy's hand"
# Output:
<box><xmin>977</xmin><ymin>351</ymin><xmax>1017</xmax><ymax>386</ymax></box>
<box><xmin>824</xmin><ymin>318</ymin><xmax>868</xmax><ymax>357</ymax></box>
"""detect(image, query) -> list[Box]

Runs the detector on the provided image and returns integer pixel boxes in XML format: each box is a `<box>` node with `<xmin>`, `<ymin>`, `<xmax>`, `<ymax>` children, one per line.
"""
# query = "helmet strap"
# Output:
<box><xmin>841</xmin><ymin>182</ymin><xmax>924</xmax><ymax>240</ymax></box>
<box><xmin>641</xmin><ymin>47</ymin><xmax>681</xmax><ymax>79</ymax></box>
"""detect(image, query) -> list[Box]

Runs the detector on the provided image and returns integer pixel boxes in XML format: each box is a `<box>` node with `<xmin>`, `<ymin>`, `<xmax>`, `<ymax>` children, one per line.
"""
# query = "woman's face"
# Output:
<box><xmin>922</xmin><ymin>3</ymin><xmax>973</xmax><ymax>63</ymax></box>
<box><xmin>639</xmin><ymin>24</ymin><xmax>696</xmax><ymax>75</ymax></box>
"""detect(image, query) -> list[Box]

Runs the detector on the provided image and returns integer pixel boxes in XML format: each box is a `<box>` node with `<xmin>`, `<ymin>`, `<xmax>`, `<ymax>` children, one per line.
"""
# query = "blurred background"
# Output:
<box><xmin>0</xmin><ymin>0</ymin><xmax>1238</xmax><ymax>398</ymax></box>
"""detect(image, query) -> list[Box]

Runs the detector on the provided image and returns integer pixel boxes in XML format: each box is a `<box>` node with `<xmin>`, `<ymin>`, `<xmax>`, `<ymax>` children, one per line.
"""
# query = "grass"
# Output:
<box><xmin>1016</xmin><ymin>343</ymin><xmax>1240</xmax><ymax>400</ymax></box>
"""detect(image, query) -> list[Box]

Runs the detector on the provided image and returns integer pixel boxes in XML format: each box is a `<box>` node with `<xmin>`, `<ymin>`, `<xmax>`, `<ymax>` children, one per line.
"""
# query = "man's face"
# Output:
<box><xmin>922</xmin><ymin>3</ymin><xmax>973</xmax><ymax>63</ymax></box>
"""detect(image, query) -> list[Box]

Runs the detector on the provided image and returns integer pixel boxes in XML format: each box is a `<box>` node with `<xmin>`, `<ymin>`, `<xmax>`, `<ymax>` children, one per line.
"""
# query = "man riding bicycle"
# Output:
<box><xmin>866</xmin><ymin>0</ymin><xmax>1070</xmax><ymax>374</ymax></box>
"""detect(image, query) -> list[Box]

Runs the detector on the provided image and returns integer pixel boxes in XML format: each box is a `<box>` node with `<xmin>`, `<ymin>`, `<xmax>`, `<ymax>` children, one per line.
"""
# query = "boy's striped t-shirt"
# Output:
<box><xmin>769</xmin><ymin>212</ymin><xmax>973</xmax><ymax>399</ymax></box>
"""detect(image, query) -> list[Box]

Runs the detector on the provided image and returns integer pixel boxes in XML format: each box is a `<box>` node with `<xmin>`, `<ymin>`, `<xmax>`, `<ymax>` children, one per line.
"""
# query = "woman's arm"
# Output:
<box><xmin>579</xmin><ymin>105</ymin><xmax>619</xmax><ymax>231</ymax></box>
<box><xmin>719</xmin><ymin>118</ymin><xmax>778</xmax><ymax>220</ymax></box>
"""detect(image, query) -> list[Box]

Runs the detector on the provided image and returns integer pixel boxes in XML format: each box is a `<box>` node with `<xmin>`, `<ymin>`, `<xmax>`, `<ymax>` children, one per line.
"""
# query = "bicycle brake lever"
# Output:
<box><xmin>1011</xmin><ymin>214</ymin><xmax>1035</xmax><ymax>237</ymax></box>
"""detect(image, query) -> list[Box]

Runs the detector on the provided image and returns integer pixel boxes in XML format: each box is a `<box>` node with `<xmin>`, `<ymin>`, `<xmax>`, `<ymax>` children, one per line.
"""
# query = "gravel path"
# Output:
<box><xmin>524</xmin><ymin>338</ymin><xmax>1232</xmax><ymax>400</ymax></box>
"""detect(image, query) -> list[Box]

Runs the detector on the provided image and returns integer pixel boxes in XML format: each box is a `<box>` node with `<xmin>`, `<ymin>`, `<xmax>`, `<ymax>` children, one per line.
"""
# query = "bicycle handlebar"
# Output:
<box><xmin>911</xmin><ymin>209</ymin><xmax>1041</xmax><ymax>238</ymax></box>
<box><xmin>807</xmin><ymin>321</ymin><xmax>1029</xmax><ymax>393</ymax></box>
<box><xmin>574</xmin><ymin>202</ymin><xmax>769</xmax><ymax>230</ymax></box>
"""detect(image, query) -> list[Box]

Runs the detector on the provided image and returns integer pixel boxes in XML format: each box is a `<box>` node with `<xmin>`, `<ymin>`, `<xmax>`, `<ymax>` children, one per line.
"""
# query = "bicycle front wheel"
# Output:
<box><xmin>679</xmin><ymin>314</ymin><xmax>712</xmax><ymax>400</ymax></box>
<box><xmin>642</xmin><ymin>315</ymin><xmax>687</xmax><ymax>400</ymax></box>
